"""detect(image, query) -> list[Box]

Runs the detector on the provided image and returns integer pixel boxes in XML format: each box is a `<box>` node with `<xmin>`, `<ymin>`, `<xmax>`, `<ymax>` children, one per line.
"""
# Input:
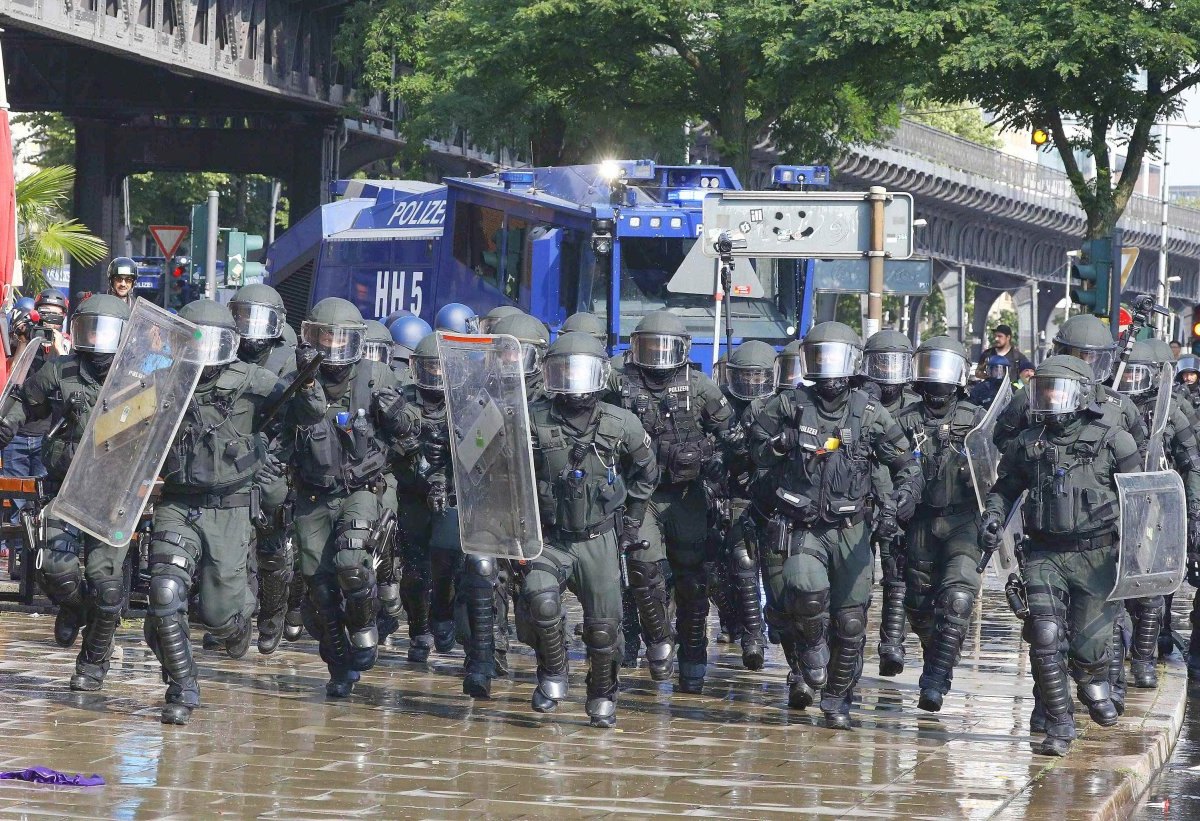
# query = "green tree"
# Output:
<box><xmin>905</xmin><ymin>100</ymin><xmax>1000</xmax><ymax>148</ymax></box>
<box><xmin>15</xmin><ymin>166</ymin><xmax>107</xmax><ymax>293</ymax></box>
<box><xmin>341</xmin><ymin>0</ymin><xmax>909</xmax><ymax>179</ymax></box>
<box><xmin>805</xmin><ymin>0</ymin><xmax>1200</xmax><ymax>239</ymax></box>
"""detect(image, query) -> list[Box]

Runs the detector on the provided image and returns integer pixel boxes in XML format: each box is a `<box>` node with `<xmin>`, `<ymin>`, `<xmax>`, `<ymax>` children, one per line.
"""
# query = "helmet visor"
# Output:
<box><xmin>1052</xmin><ymin>342</ymin><xmax>1115</xmax><ymax>381</ymax></box>
<box><xmin>1176</xmin><ymin>354</ymin><xmax>1200</xmax><ymax>377</ymax></box>
<box><xmin>411</xmin><ymin>354</ymin><xmax>444</xmax><ymax>391</ymax></box>
<box><xmin>800</xmin><ymin>341</ymin><xmax>862</xmax><ymax>379</ymax></box>
<box><xmin>1029</xmin><ymin>376</ymin><xmax>1087</xmax><ymax>416</ymax></box>
<box><xmin>70</xmin><ymin>314</ymin><xmax>126</xmax><ymax>354</ymax></box>
<box><xmin>230</xmin><ymin>302</ymin><xmax>283</xmax><ymax>340</ymax></box>
<box><xmin>913</xmin><ymin>349</ymin><xmax>968</xmax><ymax>386</ymax></box>
<box><xmin>986</xmin><ymin>361</ymin><xmax>1009</xmax><ymax>380</ymax></box>
<box><xmin>1117</xmin><ymin>362</ymin><xmax>1156</xmax><ymax>396</ymax></box>
<box><xmin>727</xmin><ymin>365</ymin><xmax>775</xmax><ymax>401</ymax></box>
<box><xmin>774</xmin><ymin>354</ymin><xmax>804</xmax><ymax>389</ymax></box>
<box><xmin>629</xmin><ymin>333</ymin><xmax>689</xmax><ymax>369</ymax></box>
<box><xmin>544</xmin><ymin>353</ymin><xmax>609</xmax><ymax>396</ymax></box>
<box><xmin>864</xmin><ymin>351</ymin><xmax>912</xmax><ymax>385</ymax></box>
<box><xmin>362</xmin><ymin>341</ymin><xmax>393</xmax><ymax>365</ymax></box>
<box><xmin>300</xmin><ymin>321</ymin><xmax>365</xmax><ymax>365</ymax></box>
<box><xmin>191</xmin><ymin>326</ymin><xmax>240</xmax><ymax>366</ymax></box>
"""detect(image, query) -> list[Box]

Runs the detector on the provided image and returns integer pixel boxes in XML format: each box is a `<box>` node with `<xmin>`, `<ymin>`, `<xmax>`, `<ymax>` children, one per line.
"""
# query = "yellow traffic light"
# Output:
<box><xmin>1192</xmin><ymin>320</ymin><xmax>1200</xmax><ymax>338</ymax></box>
<box><xmin>1031</xmin><ymin>128</ymin><xmax>1050</xmax><ymax>146</ymax></box>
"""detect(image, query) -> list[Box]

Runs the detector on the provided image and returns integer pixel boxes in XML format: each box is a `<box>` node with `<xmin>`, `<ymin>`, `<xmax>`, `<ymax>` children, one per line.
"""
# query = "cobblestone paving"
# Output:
<box><xmin>0</xmin><ymin>580</ymin><xmax>1185</xmax><ymax>819</ymax></box>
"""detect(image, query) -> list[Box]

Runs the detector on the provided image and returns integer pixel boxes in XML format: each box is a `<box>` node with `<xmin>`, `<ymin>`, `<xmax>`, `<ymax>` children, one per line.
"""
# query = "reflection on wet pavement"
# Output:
<box><xmin>0</xmin><ymin>577</ymin><xmax>1185</xmax><ymax>819</ymax></box>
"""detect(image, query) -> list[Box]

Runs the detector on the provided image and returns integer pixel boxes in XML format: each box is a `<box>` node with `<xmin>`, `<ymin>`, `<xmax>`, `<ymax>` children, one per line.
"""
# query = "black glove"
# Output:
<box><xmin>771</xmin><ymin>428</ymin><xmax>799</xmax><ymax>455</ymax></box>
<box><xmin>426</xmin><ymin>479</ymin><xmax>448</xmax><ymax>514</ymax></box>
<box><xmin>296</xmin><ymin>343</ymin><xmax>320</xmax><ymax>374</ymax></box>
<box><xmin>981</xmin><ymin>510</ymin><xmax>1004</xmax><ymax>551</ymax></box>
<box><xmin>722</xmin><ymin>423</ymin><xmax>745</xmax><ymax>448</ymax></box>
<box><xmin>702</xmin><ymin>450</ymin><xmax>726</xmax><ymax>483</ymax></box>
<box><xmin>372</xmin><ymin>388</ymin><xmax>406</xmax><ymax>419</ymax></box>
<box><xmin>0</xmin><ymin>418</ymin><xmax>15</xmax><ymax>450</ymax></box>
<box><xmin>893</xmin><ymin>489</ymin><xmax>918</xmax><ymax>522</ymax></box>
<box><xmin>422</xmin><ymin>428</ymin><xmax>449</xmax><ymax>470</ymax></box>
<box><xmin>872</xmin><ymin>507</ymin><xmax>899</xmax><ymax>543</ymax></box>
<box><xmin>618</xmin><ymin>516</ymin><xmax>645</xmax><ymax>553</ymax></box>
<box><xmin>253</xmin><ymin>453</ymin><xmax>286</xmax><ymax>487</ymax></box>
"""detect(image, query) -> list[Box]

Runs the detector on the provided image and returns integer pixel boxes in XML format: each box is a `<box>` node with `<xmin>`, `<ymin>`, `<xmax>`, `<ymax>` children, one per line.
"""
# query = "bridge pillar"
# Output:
<box><xmin>1035</xmin><ymin>284</ymin><xmax>1063</xmax><ymax>362</ymax></box>
<box><xmin>71</xmin><ymin>119</ymin><xmax>125</xmax><ymax>298</ymax></box>
<box><xmin>933</xmin><ymin>263</ymin><xmax>965</xmax><ymax>344</ymax></box>
<box><xmin>970</xmin><ymin>284</ymin><xmax>1004</xmax><ymax>361</ymax></box>
<box><xmin>1012</xmin><ymin>282</ymin><xmax>1038</xmax><ymax>365</ymax></box>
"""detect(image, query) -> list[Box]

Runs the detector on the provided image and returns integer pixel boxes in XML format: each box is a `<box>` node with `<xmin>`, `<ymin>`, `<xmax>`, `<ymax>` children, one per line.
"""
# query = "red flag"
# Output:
<box><xmin>0</xmin><ymin>35</ymin><xmax>14</xmax><ymax>387</ymax></box>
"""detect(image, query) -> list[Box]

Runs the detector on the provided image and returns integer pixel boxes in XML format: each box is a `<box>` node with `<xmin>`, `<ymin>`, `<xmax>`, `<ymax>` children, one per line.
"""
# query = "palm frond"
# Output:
<box><xmin>14</xmin><ymin>166</ymin><xmax>75</xmax><ymax>215</ymax></box>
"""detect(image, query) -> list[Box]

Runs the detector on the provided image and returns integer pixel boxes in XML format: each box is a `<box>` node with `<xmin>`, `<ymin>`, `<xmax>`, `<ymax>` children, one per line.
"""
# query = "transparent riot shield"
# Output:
<box><xmin>437</xmin><ymin>332</ymin><xmax>543</xmax><ymax>560</ymax></box>
<box><xmin>1109</xmin><ymin>470</ymin><xmax>1187</xmax><ymax>601</ymax></box>
<box><xmin>965</xmin><ymin>377</ymin><xmax>1013</xmax><ymax>512</ymax></box>
<box><xmin>48</xmin><ymin>300</ymin><xmax>203</xmax><ymax>546</ymax></box>
<box><xmin>0</xmin><ymin>342</ymin><xmax>41</xmax><ymax>416</ymax></box>
<box><xmin>1143</xmin><ymin>362</ymin><xmax>1174</xmax><ymax>472</ymax></box>
<box><xmin>991</xmin><ymin>490</ymin><xmax>1026</xmax><ymax>577</ymax></box>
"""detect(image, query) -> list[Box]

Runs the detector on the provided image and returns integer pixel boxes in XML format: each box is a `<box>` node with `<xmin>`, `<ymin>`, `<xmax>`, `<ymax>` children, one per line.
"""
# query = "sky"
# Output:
<box><xmin>1165</xmin><ymin>87</ymin><xmax>1200</xmax><ymax>188</ymax></box>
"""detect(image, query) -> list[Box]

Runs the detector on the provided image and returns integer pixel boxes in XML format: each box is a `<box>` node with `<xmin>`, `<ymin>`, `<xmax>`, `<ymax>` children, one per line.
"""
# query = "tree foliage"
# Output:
<box><xmin>15</xmin><ymin>166</ymin><xmax>107</xmax><ymax>293</ymax></box>
<box><xmin>905</xmin><ymin>100</ymin><xmax>1000</xmax><ymax>149</ymax></box>
<box><xmin>339</xmin><ymin>0</ymin><xmax>909</xmax><ymax>179</ymax></box>
<box><xmin>804</xmin><ymin>0</ymin><xmax>1200</xmax><ymax>238</ymax></box>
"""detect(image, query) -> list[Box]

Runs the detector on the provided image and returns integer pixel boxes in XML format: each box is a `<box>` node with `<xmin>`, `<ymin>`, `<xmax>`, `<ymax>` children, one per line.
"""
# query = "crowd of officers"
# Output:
<box><xmin>1</xmin><ymin>261</ymin><xmax>1197</xmax><ymax>758</ymax></box>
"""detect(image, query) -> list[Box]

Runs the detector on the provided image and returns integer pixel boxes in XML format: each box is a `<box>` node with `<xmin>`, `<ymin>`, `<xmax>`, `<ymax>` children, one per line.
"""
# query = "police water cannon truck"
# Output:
<box><xmin>265</xmin><ymin>162</ymin><xmax>830</xmax><ymax>373</ymax></box>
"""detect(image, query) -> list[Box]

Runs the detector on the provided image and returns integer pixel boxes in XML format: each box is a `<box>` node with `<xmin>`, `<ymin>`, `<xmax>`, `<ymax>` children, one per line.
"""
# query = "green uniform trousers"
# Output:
<box><xmin>518</xmin><ymin>531</ymin><xmax>624</xmax><ymax>655</ymax></box>
<box><xmin>1024</xmin><ymin>547</ymin><xmax>1120</xmax><ymax>668</ymax></box>
<box><xmin>293</xmin><ymin>487</ymin><xmax>379</xmax><ymax>582</ymax></box>
<box><xmin>903</xmin><ymin>509</ymin><xmax>982</xmax><ymax>639</ymax></box>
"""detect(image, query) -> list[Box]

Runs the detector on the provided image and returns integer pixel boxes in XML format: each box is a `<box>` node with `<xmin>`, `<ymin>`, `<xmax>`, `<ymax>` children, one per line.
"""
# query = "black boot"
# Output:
<box><xmin>526</xmin><ymin>589</ymin><xmax>569</xmax><ymax>712</ymax></box>
<box><xmin>627</xmin><ymin>559</ymin><xmax>674</xmax><ymax>681</ymax></box>
<box><xmin>676</xmin><ymin>573</ymin><xmax>709</xmax><ymax>695</ymax></box>
<box><xmin>283</xmin><ymin>575</ymin><xmax>307</xmax><ymax>641</ymax></box>
<box><xmin>256</xmin><ymin>541</ymin><xmax>292</xmax><ymax>655</ymax></box>
<box><xmin>1129</xmin><ymin>599</ymin><xmax>1161</xmax><ymax>689</ymax></box>
<box><xmin>145</xmin><ymin>575</ymin><xmax>200</xmax><ymax>725</ymax></box>
<box><xmin>918</xmin><ymin>588</ymin><xmax>973</xmax><ymax>713</ymax></box>
<box><xmin>462</xmin><ymin>558</ymin><xmax>497</xmax><ymax>700</ymax></box>
<box><xmin>69</xmin><ymin>579</ymin><xmax>123</xmax><ymax>692</ymax></box>
<box><xmin>583</xmin><ymin>620</ymin><xmax>620</xmax><ymax>728</ymax></box>
<box><xmin>621</xmin><ymin>588</ymin><xmax>642</xmax><ymax>668</ymax></box>
<box><xmin>1074</xmin><ymin>661</ymin><xmax>1119</xmax><ymax>727</ymax></box>
<box><xmin>1028</xmin><ymin>616</ymin><xmax>1077</xmax><ymax>756</ymax></box>
<box><xmin>731</xmin><ymin>544</ymin><xmax>766</xmax><ymax>671</ymax></box>
<box><xmin>781</xmin><ymin>633</ymin><xmax>813</xmax><ymax>710</ymax></box>
<box><xmin>1108</xmin><ymin>619</ymin><xmax>1127</xmax><ymax>716</ymax></box>
<box><xmin>877</xmin><ymin>568</ymin><xmax>907</xmax><ymax>676</ymax></box>
<box><xmin>820</xmin><ymin>606</ymin><xmax>865</xmax><ymax>731</ymax></box>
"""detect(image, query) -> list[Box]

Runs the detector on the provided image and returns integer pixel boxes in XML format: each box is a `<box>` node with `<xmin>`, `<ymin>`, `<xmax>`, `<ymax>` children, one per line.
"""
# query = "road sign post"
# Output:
<box><xmin>205</xmin><ymin>191</ymin><xmax>219</xmax><ymax>300</ymax></box>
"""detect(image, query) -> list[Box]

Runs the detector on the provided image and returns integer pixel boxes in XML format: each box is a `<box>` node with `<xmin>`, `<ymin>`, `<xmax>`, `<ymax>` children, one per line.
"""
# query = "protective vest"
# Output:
<box><xmin>1023</xmin><ymin>416</ymin><xmax>1121</xmax><ymax>540</ymax></box>
<box><xmin>263</xmin><ymin>343</ymin><xmax>295</xmax><ymax>379</ymax></box>
<box><xmin>530</xmin><ymin>404</ymin><xmax>629</xmax><ymax>533</ymax></box>
<box><xmin>391</xmin><ymin>385</ymin><xmax>448</xmax><ymax>492</ymax></box>
<box><xmin>41</xmin><ymin>357</ymin><xmax>101</xmax><ymax>481</ymax></box>
<box><xmin>777</xmin><ymin>388</ymin><xmax>874</xmax><ymax>523</ymax></box>
<box><xmin>295</xmin><ymin>362</ymin><xmax>388</xmax><ymax>491</ymax></box>
<box><xmin>162</xmin><ymin>362</ymin><xmax>264</xmax><ymax>492</ymax></box>
<box><xmin>619</xmin><ymin>365</ymin><xmax>712</xmax><ymax>484</ymax></box>
<box><xmin>897</xmin><ymin>401</ymin><xmax>979</xmax><ymax>511</ymax></box>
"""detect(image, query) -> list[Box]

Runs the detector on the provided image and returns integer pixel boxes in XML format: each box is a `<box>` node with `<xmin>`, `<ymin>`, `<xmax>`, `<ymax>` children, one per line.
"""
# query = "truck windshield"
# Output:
<box><xmin>588</xmin><ymin>236</ymin><xmax>797</xmax><ymax>342</ymax></box>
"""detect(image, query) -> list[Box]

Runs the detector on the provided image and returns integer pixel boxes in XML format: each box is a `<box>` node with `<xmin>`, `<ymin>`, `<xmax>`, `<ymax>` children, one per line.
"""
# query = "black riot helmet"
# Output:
<box><xmin>862</xmin><ymin>329</ymin><xmax>912</xmax><ymax>385</ymax></box>
<box><xmin>302</xmin><ymin>298</ymin><xmax>367</xmax><ymax>365</ymax></box>
<box><xmin>70</xmin><ymin>294</ymin><xmax>129</xmax><ymax>354</ymax></box>
<box><xmin>801</xmin><ymin>322</ymin><xmax>862</xmax><ymax>401</ymax></box>
<box><xmin>775</xmin><ymin>340</ymin><xmax>803</xmax><ymax>390</ymax></box>
<box><xmin>1052</xmin><ymin>314</ymin><xmax>1117</xmax><ymax>381</ymax></box>
<box><xmin>1028</xmin><ymin>355</ymin><xmax>1094</xmax><ymax>428</ymax></box>
<box><xmin>913</xmin><ymin>336</ymin><xmax>969</xmax><ymax>409</ymax></box>
<box><xmin>725</xmin><ymin>340</ymin><xmax>777</xmax><ymax>401</ymax></box>
<box><xmin>106</xmin><ymin>256</ymin><xmax>139</xmax><ymax>284</ymax></box>
<box><xmin>1176</xmin><ymin>353</ymin><xmax>1200</xmax><ymax>386</ymax></box>
<box><xmin>629</xmin><ymin>311</ymin><xmax>690</xmax><ymax>370</ymax></box>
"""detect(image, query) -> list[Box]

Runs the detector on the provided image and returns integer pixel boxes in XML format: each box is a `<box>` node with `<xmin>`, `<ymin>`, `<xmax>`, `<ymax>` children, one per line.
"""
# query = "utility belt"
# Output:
<box><xmin>556</xmin><ymin>516</ymin><xmax>616</xmax><ymax>543</ymax></box>
<box><xmin>1027</xmin><ymin>529</ymin><xmax>1117</xmax><ymax>553</ymax></box>
<box><xmin>298</xmin><ymin>473</ymin><xmax>385</xmax><ymax>500</ymax></box>
<box><xmin>914</xmin><ymin>500</ymin><xmax>977</xmax><ymax>518</ymax></box>
<box><xmin>163</xmin><ymin>486</ymin><xmax>257</xmax><ymax>511</ymax></box>
<box><xmin>656</xmin><ymin>478</ymin><xmax>701</xmax><ymax>494</ymax></box>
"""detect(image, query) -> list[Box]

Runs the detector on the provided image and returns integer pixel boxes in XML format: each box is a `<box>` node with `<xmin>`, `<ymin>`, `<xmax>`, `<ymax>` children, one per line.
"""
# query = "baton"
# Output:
<box><xmin>260</xmin><ymin>350</ymin><xmax>325</xmax><ymax>428</ymax></box>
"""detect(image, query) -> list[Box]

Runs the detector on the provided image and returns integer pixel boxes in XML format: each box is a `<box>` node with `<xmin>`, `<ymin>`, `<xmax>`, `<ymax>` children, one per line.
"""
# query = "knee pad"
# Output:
<box><xmin>582</xmin><ymin>619</ymin><xmax>620</xmax><ymax>653</ymax></box>
<box><xmin>786</xmin><ymin>588</ymin><xmax>830</xmax><ymax>620</ymax></box>
<box><xmin>467</xmin><ymin>555</ymin><xmax>495</xmax><ymax>579</ymax></box>
<box><xmin>1029</xmin><ymin>616</ymin><xmax>1061</xmax><ymax>652</ymax></box>
<box><xmin>938</xmin><ymin>587</ymin><xmax>975</xmax><ymax>619</ymax></box>
<box><xmin>731</xmin><ymin>546</ymin><xmax>755</xmax><ymax>573</ymax></box>
<box><xmin>308</xmin><ymin>580</ymin><xmax>342</xmax><ymax>615</ymax></box>
<box><xmin>336</xmin><ymin>565</ymin><xmax>375</xmax><ymax>596</ymax></box>
<box><xmin>93</xmin><ymin>578</ymin><xmax>125</xmax><ymax>612</ymax></box>
<box><xmin>526</xmin><ymin>588</ymin><xmax>561</xmax><ymax>624</ymax></box>
<box><xmin>676</xmin><ymin>572</ymin><xmax>708</xmax><ymax>603</ymax></box>
<box><xmin>626</xmin><ymin>558</ymin><xmax>663</xmax><ymax>589</ymax></box>
<box><xmin>833</xmin><ymin>606</ymin><xmax>867</xmax><ymax>641</ymax></box>
<box><xmin>148</xmin><ymin>575</ymin><xmax>188</xmax><ymax>618</ymax></box>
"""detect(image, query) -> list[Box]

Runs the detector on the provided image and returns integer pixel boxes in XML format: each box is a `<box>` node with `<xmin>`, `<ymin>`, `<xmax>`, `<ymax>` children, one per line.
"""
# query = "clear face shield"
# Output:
<box><xmin>986</xmin><ymin>360</ymin><xmax>1009</xmax><ymax>380</ymax></box>
<box><xmin>543</xmin><ymin>353</ymin><xmax>610</xmax><ymax>396</ymax></box>
<box><xmin>774</xmin><ymin>354</ymin><xmax>804</xmax><ymax>390</ymax></box>
<box><xmin>411</xmin><ymin>355</ymin><xmax>444</xmax><ymax>391</ymax></box>
<box><xmin>913</xmin><ymin>348</ymin><xmax>969</xmax><ymax>386</ymax></box>
<box><xmin>191</xmin><ymin>325</ymin><xmax>241</xmax><ymax>366</ymax></box>
<box><xmin>70</xmin><ymin>314</ymin><xmax>127</xmax><ymax>354</ymax></box>
<box><xmin>1052</xmin><ymin>341</ymin><xmax>1116</xmax><ymax>381</ymax></box>
<box><xmin>1117</xmin><ymin>363</ymin><xmax>1157</xmax><ymax>397</ymax></box>
<box><xmin>300</xmin><ymin>321</ymin><xmax>366</xmax><ymax>365</ymax></box>
<box><xmin>628</xmin><ymin>333</ymin><xmax>689</xmax><ymax>370</ymax></box>
<box><xmin>498</xmin><ymin>341</ymin><xmax>545</xmax><ymax>375</ymax></box>
<box><xmin>362</xmin><ymin>341</ymin><xmax>393</xmax><ymax>365</ymax></box>
<box><xmin>229</xmin><ymin>302</ymin><xmax>284</xmax><ymax>341</ymax></box>
<box><xmin>799</xmin><ymin>341</ymin><xmax>862</xmax><ymax>379</ymax></box>
<box><xmin>1028</xmin><ymin>376</ymin><xmax>1088</xmax><ymax>417</ymax></box>
<box><xmin>864</xmin><ymin>351</ymin><xmax>912</xmax><ymax>385</ymax></box>
<box><xmin>726</xmin><ymin>365</ymin><xmax>776</xmax><ymax>401</ymax></box>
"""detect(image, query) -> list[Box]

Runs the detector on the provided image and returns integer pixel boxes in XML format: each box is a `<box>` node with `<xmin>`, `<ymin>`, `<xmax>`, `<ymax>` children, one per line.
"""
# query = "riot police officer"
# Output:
<box><xmin>479</xmin><ymin>305</ymin><xmax>524</xmax><ymax>334</ymax></box>
<box><xmin>995</xmin><ymin>314</ymin><xmax>1146</xmax><ymax>453</ymax></box>
<box><xmin>894</xmin><ymin>337</ymin><xmax>985</xmax><ymax>711</ymax></box>
<box><xmin>520</xmin><ymin>332</ymin><xmax>658</xmax><ymax>725</ymax></box>
<box><xmin>434</xmin><ymin>302</ymin><xmax>480</xmax><ymax>334</ymax></box>
<box><xmin>363</xmin><ymin>321</ymin><xmax>394</xmax><ymax>366</ymax></box>
<box><xmin>858</xmin><ymin>329</ymin><xmax>916</xmax><ymax>677</ymax></box>
<box><xmin>0</xmin><ymin>295</ymin><xmax>129</xmax><ymax>687</ymax></box>
<box><xmin>984</xmin><ymin>356</ymin><xmax>1140</xmax><ymax>756</ymax></box>
<box><xmin>775</xmin><ymin>340</ymin><xmax>803</xmax><ymax>390</ymax></box>
<box><xmin>147</xmin><ymin>299</ymin><xmax>286</xmax><ymax>724</ymax></box>
<box><xmin>561</xmin><ymin>312</ymin><xmax>608</xmax><ymax>346</ymax></box>
<box><xmin>229</xmin><ymin>283</ymin><xmax>298</xmax><ymax>654</ymax></box>
<box><xmin>389</xmin><ymin>315</ymin><xmax>433</xmax><ymax>386</ymax></box>
<box><xmin>609</xmin><ymin>310</ymin><xmax>737</xmax><ymax>693</ymax></box>
<box><xmin>288</xmin><ymin>297</ymin><xmax>419</xmax><ymax>697</ymax></box>
<box><xmin>748</xmin><ymin>321</ymin><xmax>923</xmax><ymax>729</ymax></box>
<box><xmin>1117</xmin><ymin>340</ymin><xmax>1200</xmax><ymax>689</ymax></box>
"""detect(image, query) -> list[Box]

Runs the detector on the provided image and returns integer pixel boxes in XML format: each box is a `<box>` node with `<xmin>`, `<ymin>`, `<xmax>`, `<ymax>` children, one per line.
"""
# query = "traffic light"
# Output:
<box><xmin>166</xmin><ymin>257</ymin><xmax>188</xmax><ymax>310</ymax></box>
<box><xmin>1069</xmin><ymin>237</ymin><xmax>1113</xmax><ymax>315</ymax></box>
<box><xmin>1191</xmin><ymin>305</ymin><xmax>1200</xmax><ymax>355</ymax></box>
<box><xmin>1031</xmin><ymin>128</ymin><xmax>1050</xmax><ymax>147</ymax></box>
<box><xmin>224</xmin><ymin>230</ymin><xmax>265</xmax><ymax>287</ymax></box>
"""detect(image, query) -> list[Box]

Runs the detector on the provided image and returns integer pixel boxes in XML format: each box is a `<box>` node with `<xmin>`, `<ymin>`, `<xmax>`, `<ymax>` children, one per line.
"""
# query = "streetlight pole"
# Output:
<box><xmin>1158</xmin><ymin>123</ymin><xmax>1170</xmax><ymax>321</ymax></box>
